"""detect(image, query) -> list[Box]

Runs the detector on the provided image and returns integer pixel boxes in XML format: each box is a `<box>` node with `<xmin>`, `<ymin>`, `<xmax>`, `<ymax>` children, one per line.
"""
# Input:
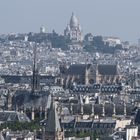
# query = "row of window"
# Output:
<box><xmin>72</xmin><ymin>85</ymin><xmax>122</xmax><ymax>93</ymax></box>
<box><xmin>62</xmin><ymin>122</ymin><xmax>116</xmax><ymax>129</ymax></box>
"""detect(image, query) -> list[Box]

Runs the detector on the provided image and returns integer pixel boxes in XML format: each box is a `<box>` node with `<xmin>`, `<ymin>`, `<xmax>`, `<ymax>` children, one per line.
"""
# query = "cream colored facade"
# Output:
<box><xmin>115</xmin><ymin>119</ymin><xmax>131</xmax><ymax>129</ymax></box>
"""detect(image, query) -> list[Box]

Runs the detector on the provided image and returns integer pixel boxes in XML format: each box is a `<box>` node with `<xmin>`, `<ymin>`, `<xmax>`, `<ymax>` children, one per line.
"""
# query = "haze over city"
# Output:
<box><xmin>1</xmin><ymin>1</ymin><xmax>140</xmax><ymax>140</ymax></box>
<box><xmin>0</xmin><ymin>0</ymin><xmax>140</xmax><ymax>43</ymax></box>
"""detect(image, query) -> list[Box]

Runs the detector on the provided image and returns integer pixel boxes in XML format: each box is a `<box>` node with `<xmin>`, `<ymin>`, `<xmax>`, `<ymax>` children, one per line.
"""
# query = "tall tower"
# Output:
<box><xmin>44</xmin><ymin>99</ymin><xmax>64</xmax><ymax>140</ymax></box>
<box><xmin>32</xmin><ymin>45</ymin><xmax>40</xmax><ymax>95</ymax></box>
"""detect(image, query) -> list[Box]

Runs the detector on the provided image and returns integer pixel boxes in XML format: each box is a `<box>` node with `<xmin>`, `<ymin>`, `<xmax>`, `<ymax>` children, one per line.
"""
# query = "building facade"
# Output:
<box><xmin>60</xmin><ymin>64</ymin><xmax>121</xmax><ymax>88</ymax></box>
<box><xmin>60</xmin><ymin>64</ymin><xmax>96</xmax><ymax>88</ymax></box>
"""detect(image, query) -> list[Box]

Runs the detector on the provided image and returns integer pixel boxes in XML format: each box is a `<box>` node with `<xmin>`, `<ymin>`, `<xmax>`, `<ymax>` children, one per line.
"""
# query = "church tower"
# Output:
<box><xmin>44</xmin><ymin>99</ymin><xmax>64</xmax><ymax>140</ymax></box>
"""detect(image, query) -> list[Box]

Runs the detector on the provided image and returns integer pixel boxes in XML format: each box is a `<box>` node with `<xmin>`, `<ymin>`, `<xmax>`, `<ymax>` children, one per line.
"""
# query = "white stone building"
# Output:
<box><xmin>64</xmin><ymin>13</ymin><xmax>83</xmax><ymax>42</ymax></box>
<box><xmin>103</xmin><ymin>36</ymin><xmax>121</xmax><ymax>47</ymax></box>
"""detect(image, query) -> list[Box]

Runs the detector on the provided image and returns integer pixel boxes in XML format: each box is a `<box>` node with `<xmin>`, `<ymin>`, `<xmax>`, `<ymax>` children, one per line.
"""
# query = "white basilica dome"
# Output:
<box><xmin>70</xmin><ymin>13</ymin><xmax>79</xmax><ymax>28</ymax></box>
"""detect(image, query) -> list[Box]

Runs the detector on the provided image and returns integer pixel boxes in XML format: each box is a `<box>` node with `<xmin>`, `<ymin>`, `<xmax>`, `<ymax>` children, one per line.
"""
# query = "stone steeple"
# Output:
<box><xmin>44</xmin><ymin>98</ymin><xmax>64</xmax><ymax>140</ymax></box>
<box><xmin>32</xmin><ymin>45</ymin><xmax>40</xmax><ymax>95</ymax></box>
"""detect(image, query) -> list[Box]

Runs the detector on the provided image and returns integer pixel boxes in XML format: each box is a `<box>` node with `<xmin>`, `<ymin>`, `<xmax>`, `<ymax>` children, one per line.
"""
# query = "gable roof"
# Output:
<box><xmin>98</xmin><ymin>64</ymin><xmax>117</xmax><ymax>75</ymax></box>
<box><xmin>0</xmin><ymin>111</ymin><xmax>30</xmax><ymax>123</ymax></box>
<box><xmin>66</xmin><ymin>64</ymin><xmax>91</xmax><ymax>75</ymax></box>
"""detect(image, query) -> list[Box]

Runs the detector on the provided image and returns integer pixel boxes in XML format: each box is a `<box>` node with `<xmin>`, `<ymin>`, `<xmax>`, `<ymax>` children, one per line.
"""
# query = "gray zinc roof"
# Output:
<box><xmin>98</xmin><ymin>64</ymin><xmax>117</xmax><ymax>75</ymax></box>
<box><xmin>66</xmin><ymin>64</ymin><xmax>91</xmax><ymax>75</ymax></box>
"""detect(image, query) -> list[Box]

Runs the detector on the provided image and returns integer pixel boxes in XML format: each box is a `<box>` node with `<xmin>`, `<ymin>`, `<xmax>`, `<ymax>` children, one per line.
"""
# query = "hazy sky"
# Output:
<box><xmin>0</xmin><ymin>0</ymin><xmax>140</xmax><ymax>43</ymax></box>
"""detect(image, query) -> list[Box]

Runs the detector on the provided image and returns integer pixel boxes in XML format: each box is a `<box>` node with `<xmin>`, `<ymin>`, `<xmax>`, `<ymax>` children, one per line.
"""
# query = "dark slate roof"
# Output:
<box><xmin>66</xmin><ymin>64</ymin><xmax>91</xmax><ymax>75</ymax></box>
<box><xmin>61</xmin><ymin>121</ymin><xmax>75</xmax><ymax>129</ymax></box>
<box><xmin>75</xmin><ymin>120</ymin><xmax>93</xmax><ymax>128</ymax></box>
<box><xmin>111</xmin><ymin>131</ymin><xmax>126</xmax><ymax>140</ymax></box>
<box><xmin>0</xmin><ymin>111</ymin><xmax>30</xmax><ymax>122</ymax></box>
<box><xmin>100</xmin><ymin>137</ymin><xmax>113</xmax><ymax>140</ymax></box>
<box><xmin>98</xmin><ymin>64</ymin><xmax>117</xmax><ymax>75</ymax></box>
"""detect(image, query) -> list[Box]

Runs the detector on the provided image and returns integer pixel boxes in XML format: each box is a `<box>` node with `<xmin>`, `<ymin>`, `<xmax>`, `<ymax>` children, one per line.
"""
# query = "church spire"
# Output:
<box><xmin>46</xmin><ymin>100</ymin><xmax>61</xmax><ymax>132</ymax></box>
<box><xmin>44</xmin><ymin>97</ymin><xmax>64</xmax><ymax>140</ymax></box>
<box><xmin>32</xmin><ymin>44</ymin><xmax>40</xmax><ymax>94</ymax></box>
